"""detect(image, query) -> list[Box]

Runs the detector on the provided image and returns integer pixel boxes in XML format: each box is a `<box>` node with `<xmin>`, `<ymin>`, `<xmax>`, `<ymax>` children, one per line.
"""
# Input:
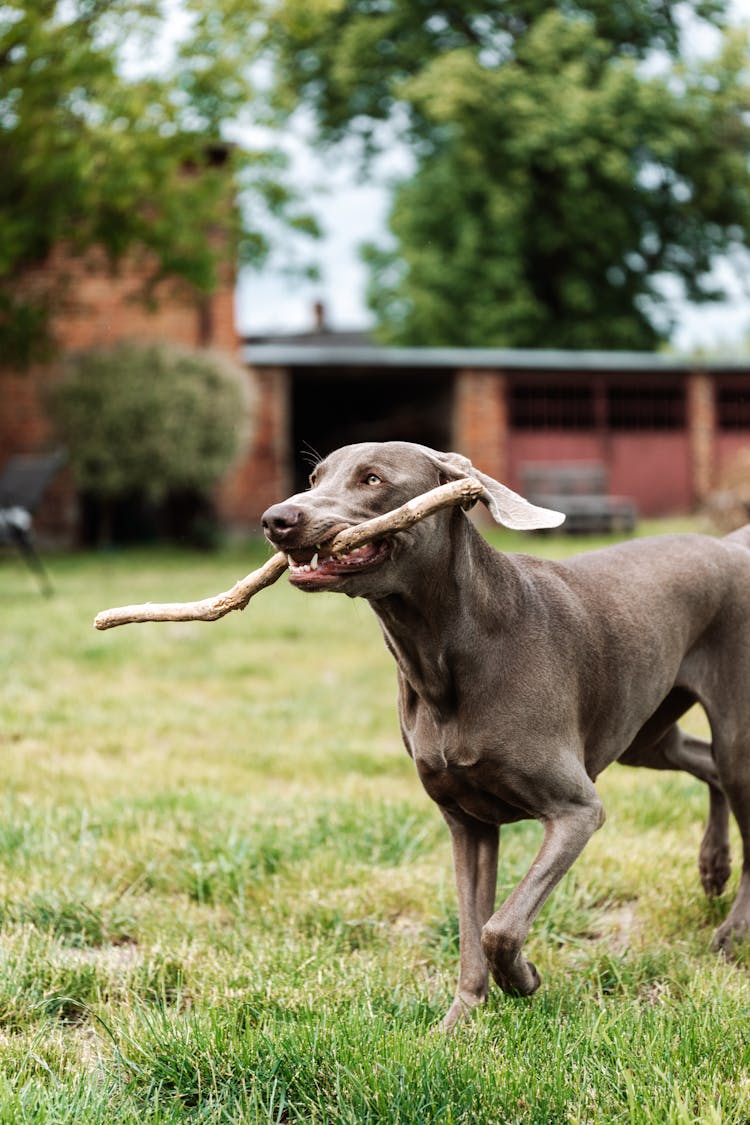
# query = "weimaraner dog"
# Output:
<box><xmin>262</xmin><ymin>440</ymin><xmax>748</xmax><ymax>1030</ymax></box>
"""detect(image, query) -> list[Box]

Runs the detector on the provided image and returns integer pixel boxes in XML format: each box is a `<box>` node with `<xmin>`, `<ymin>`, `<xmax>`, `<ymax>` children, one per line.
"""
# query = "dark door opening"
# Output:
<box><xmin>291</xmin><ymin>367</ymin><xmax>454</xmax><ymax>491</ymax></box>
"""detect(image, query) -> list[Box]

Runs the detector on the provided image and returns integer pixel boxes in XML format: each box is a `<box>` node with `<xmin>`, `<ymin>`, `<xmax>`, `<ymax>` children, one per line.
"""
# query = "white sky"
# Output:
<box><xmin>225</xmin><ymin>4</ymin><xmax>750</xmax><ymax>351</ymax></box>
<box><xmin>233</xmin><ymin>121</ymin><xmax>412</xmax><ymax>338</ymax></box>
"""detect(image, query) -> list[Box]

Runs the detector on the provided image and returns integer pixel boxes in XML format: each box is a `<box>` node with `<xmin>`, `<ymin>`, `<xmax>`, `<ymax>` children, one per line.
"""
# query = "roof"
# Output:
<box><xmin>243</xmin><ymin>329</ymin><xmax>372</xmax><ymax>349</ymax></box>
<box><xmin>242</xmin><ymin>343</ymin><xmax>750</xmax><ymax>373</ymax></box>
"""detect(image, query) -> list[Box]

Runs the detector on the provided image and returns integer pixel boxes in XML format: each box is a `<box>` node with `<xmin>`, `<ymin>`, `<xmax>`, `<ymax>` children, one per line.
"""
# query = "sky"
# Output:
<box><xmin>233</xmin><ymin>124</ymin><xmax>412</xmax><ymax>339</ymax></box>
<box><xmin>227</xmin><ymin>4</ymin><xmax>750</xmax><ymax>352</ymax></box>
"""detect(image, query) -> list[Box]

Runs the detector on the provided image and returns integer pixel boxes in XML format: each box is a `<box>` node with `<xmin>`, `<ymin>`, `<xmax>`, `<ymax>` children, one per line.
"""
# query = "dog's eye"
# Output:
<box><xmin>364</xmin><ymin>473</ymin><xmax>382</xmax><ymax>486</ymax></box>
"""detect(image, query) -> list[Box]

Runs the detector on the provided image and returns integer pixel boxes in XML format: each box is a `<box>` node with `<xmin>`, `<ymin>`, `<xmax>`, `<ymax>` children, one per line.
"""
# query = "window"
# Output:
<box><xmin>509</xmin><ymin>379</ymin><xmax>687</xmax><ymax>431</ymax></box>
<box><xmin>606</xmin><ymin>386</ymin><xmax>684</xmax><ymax>430</ymax></box>
<box><xmin>510</xmin><ymin>384</ymin><xmax>595</xmax><ymax>430</ymax></box>
<box><xmin>717</xmin><ymin>386</ymin><xmax>750</xmax><ymax>430</ymax></box>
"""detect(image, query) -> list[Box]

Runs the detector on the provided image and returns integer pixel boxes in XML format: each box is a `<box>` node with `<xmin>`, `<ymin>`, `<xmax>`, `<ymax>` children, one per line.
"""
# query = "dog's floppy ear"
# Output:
<box><xmin>415</xmin><ymin>446</ymin><xmax>566</xmax><ymax>531</ymax></box>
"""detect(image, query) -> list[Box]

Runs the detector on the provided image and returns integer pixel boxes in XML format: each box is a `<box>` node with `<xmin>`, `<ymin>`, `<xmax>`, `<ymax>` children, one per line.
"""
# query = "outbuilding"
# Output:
<box><xmin>220</xmin><ymin>344</ymin><xmax>750</xmax><ymax>529</ymax></box>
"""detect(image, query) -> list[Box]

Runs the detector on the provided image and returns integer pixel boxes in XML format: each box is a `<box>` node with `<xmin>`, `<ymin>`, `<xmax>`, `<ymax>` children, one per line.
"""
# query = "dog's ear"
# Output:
<box><xmin>416</xmin><ymin>446</ymin><xmax>566</xmax><ymax>531</ymax></box>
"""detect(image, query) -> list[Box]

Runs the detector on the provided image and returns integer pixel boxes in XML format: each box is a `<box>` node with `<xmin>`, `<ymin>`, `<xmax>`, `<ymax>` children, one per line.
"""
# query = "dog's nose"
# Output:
<box><xmin>261</xmin><ymin>503</ymin><xmax>305</xmax><ymax>540</ymax></box>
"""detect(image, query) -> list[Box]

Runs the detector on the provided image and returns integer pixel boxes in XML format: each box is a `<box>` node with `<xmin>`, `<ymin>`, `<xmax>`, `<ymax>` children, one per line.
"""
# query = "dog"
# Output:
<box><xmin>262</xmin><ymin>440</ymin><xmax>748</xmax><ymax>1029</ymax></box>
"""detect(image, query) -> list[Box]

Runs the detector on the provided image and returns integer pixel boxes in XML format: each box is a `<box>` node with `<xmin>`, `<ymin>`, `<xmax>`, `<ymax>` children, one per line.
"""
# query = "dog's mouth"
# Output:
<box><xmin>285</xmin><ymin>539</ymin><xmax>390</xmax><ymax>586</ymax></box>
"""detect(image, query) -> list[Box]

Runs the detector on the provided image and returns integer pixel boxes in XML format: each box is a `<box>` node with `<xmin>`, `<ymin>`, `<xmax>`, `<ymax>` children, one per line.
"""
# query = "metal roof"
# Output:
<box><xmin>242</xmin><ymin>344</ymin><xmax>750</xmax><ymax>373</ymax></box>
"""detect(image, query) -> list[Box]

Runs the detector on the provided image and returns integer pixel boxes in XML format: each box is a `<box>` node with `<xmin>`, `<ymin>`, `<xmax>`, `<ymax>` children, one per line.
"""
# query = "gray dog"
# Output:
<box><xmin>262</xmin><ymin>440</ymin><xmax>747</xmax><ymax>1030</ymax></box>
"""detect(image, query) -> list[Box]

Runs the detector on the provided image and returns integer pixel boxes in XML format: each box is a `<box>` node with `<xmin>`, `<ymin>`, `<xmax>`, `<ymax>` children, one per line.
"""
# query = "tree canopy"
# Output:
<box><xmin>266</xmin><ymin>0</ymin><xmax>750</xmax><ymax>349</ymax></box>
<box><xmin>0</xmin><ymin>0</ymin><xmax>315</xmax><ymax>366</ymax></box>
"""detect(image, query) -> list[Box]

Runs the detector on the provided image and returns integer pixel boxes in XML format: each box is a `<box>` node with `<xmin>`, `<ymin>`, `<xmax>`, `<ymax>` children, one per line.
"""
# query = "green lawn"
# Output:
<box><xmin>0</xmin><ymin>525</ymin><xmax>748</xmax><ymax>1123</ymax></box>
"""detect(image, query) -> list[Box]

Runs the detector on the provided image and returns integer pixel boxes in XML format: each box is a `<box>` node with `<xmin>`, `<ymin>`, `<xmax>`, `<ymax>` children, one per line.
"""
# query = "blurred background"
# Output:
<box><xmin>4</xmin><ymin>0</ymin><xmax>750</xmax><ymax>554</ymax></box>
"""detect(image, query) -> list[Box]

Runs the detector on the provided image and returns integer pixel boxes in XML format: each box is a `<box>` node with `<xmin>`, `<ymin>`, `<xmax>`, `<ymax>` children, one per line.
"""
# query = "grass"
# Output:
<box><xmin>0</xmin><ymin>521</ymin><xmax>748</xmax><ymax>1123</ymax></box>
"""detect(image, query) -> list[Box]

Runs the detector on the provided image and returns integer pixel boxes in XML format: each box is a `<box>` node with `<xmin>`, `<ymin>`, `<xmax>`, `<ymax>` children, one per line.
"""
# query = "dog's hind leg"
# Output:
<box><xmin>620</xmin><ymin>692</ymin><xmax>730</xmax><ymax>898</ymax></box>
<box><xmin>708</xmin><ymin>731</ymin><xmax>750</xmax><ymax>955</ymax></box>
<box><xmin>698</xmin><ymin>778</ymin><xmax>731</xmax><ymax>900</ymax></box>
<box><xmin>622</xmin><ymin>726</ymin><xmax>730</xmax><ymax>898</ymax></box>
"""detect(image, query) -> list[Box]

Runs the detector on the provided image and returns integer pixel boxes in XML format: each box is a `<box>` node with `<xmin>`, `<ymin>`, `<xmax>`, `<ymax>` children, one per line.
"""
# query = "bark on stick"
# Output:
<box><xmin>93</xmin><ymin>477</ymin><xmax>484</xmax><ymax>631</ymax></box>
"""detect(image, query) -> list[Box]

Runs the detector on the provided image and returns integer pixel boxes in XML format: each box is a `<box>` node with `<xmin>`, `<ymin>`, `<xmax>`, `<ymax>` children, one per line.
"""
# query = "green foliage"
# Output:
<box><xmin>49</xmin><ymin>342</ymin><xmax>249</xmax><ymax>504</ymax></box>
<box><xmin>267</xmin><ymin>0</ymin><xmax>728</xmax><ymax>144</ymax></box>
<box><xmin>267</xmin><ymin>0</ymin><xmax>750</xmax><ymax>348</ymax></box>
<box><xmin>0</xmin><ymin>1</ymin><xmax>314</xmax><ymax>366</ymax></box>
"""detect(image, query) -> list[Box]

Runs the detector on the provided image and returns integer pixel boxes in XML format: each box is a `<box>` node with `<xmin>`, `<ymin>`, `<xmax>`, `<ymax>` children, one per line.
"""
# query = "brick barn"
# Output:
<box><xmin>226</xmin><ymin>342</ymin><xmax>750</xmax><ymax>528</ymax></box>
<box><xmin>0</xmin><ymin>237</ymin><xmax>239</xmax><ymax>544</ymax></box>
<box><xmin>6</xmin><ymin>281</ymin><xmax>750</xmax><ymax>539</ymax></box>
<box><xmin>1</xmin><ymin>142</ymin><xmax>242</xmax><ymax>545</ymax></box>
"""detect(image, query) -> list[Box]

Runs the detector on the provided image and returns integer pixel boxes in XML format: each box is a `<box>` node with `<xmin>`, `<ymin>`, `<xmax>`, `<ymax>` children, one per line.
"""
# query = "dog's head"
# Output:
<box><xmin>261</xmin><ymin>441</ymin><xmax>564</xmax><ymax>595</ymax></box>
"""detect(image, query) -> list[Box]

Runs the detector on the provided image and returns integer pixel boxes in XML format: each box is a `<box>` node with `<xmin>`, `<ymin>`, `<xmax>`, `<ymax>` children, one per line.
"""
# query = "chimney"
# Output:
<box><xmin>313</xmin><ymin>300</ymin><xmax>327</xmax><ymax>332</ymax></box>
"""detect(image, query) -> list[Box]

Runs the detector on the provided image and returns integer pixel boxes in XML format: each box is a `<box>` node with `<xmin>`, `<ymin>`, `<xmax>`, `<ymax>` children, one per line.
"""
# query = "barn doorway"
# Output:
<box><xmin>290</xmin><ymin>366</ymin><xmax>454</xmax><ymax>491</ymax></box>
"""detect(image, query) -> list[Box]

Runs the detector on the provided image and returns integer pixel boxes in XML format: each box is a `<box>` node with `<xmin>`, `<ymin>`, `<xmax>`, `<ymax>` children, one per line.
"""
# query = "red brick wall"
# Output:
<box><xmin>453</xmin><ymin>368</ymin><xmax>509</xmax><ymax>482</ymax></box>
<box><xmin>452</xmin><ymin>366</ymin><xmax>731</xmax><ymax>516</ymax></box>
<box><xmin>1</xmin><ymin>242</ymin><xmax>240</xmax><ymax>542</ymax></box>
<box><xmin>687</xmin><ymin>372</ymin><xmax>716</xmax><ymax>503</ymax></box>
<box><xmin>217</xmin><ymin>365</ymin><xmax>291</xmax><ymax>533</ymax></box>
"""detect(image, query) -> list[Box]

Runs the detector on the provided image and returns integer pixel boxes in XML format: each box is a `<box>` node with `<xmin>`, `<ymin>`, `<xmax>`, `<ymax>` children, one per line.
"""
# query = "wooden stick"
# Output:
<box><xmin>93</xmin><ymin>476</ymin><xmax>484</xmax><ymax>631</ymax></box>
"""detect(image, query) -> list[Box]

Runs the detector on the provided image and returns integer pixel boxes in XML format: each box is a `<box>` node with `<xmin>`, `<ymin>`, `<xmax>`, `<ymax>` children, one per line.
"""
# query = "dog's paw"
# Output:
<box><xmin>482</xmin><ymin>928</ymin><xmax>542</xmax><ymax>997</ymax></box>
<box><xmin>490</xmin><ymin>957</ymin><xmax>541</xmax><ymax>998</ymax></box>
<box><xmin>439</xmin><ymin>992</ymin><xmax>486</xmax><ymax>1032</ymax></box>
<box><xmin>711</xmin><ymin>918</ymin><xmax>750</xmax><ymax>959</ymax></box>
<box><xmin>699</xmin><ymin>844</ymin><xmax>731</xmax><ymax>899</ymax></box>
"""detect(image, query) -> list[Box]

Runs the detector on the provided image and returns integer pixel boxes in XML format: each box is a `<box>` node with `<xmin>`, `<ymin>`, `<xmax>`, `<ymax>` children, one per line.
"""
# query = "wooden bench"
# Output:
<box><xmin>519</xmin><ymin>462</ymin><xmax>638</xmax><ymax>534</ymax></box>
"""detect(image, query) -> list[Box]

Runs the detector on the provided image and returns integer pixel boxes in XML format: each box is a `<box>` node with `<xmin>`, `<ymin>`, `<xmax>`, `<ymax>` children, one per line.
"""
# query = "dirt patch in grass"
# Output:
<box><xmin>586</xmin><ymin>899</ymin><xmax>641</xmax><ymax>951</ymax></box>
<box><xmin>56</xmin><ymin>941</ymin><xmax>141</xmax><ymax>972</ymax></box>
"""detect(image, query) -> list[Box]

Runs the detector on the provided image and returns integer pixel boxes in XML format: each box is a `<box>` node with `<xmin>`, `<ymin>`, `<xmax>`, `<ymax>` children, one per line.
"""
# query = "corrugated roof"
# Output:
<box><xmin>242</xmin><ymin>344</ymin><xmax>750</xmax><ymax>373</ymax></box>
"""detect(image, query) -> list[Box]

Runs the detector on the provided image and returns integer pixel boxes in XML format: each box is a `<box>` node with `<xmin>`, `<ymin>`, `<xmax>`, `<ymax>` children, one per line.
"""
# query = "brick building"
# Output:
<box><xmin>6</xmin><ymin>263</ymin><xmax>750</xmax><ymax>540</ymax></box>
<box><xmin>1</xmin><ymin>238</ymin><xmax>242</xmax><ymax>542</ymax></box>
<box><xmin>227</xmin><ymin>343</ymin><xmax>750</xmax><ymax>528</ymax></box>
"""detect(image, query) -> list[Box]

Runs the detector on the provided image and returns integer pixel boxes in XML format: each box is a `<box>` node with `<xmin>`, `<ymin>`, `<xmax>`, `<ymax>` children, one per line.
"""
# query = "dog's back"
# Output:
<box><xmin>724</xmin><ymin>523</ymin><xmax>750</xmax><ymax>551</ymax></box>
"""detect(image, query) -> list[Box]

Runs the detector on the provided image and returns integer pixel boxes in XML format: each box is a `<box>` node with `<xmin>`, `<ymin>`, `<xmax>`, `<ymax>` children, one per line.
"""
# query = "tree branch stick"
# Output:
<box><xmin>93</xmin><ymin>476</ymin><xmax>484</xmax><ymax>631</ymax></box>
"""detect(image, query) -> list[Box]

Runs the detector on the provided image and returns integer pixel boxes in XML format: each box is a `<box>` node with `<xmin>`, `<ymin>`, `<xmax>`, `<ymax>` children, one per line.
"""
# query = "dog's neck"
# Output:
<box><xmin>367</xmin><ymin>511</ymin><xmax>523</xmax><ymax>713</ymax></box>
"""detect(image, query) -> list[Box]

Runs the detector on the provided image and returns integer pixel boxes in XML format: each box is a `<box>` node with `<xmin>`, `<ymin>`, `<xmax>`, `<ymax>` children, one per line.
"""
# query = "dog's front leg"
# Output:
<box><xmin>482</xmin><ymin>791</ymin><xmax>605</xmax><ymax>996</ymax></box>
<box><xmin>440</xmin><ymin>810</ymin><xmax>499</xmax><ymax>1031</ymax></box>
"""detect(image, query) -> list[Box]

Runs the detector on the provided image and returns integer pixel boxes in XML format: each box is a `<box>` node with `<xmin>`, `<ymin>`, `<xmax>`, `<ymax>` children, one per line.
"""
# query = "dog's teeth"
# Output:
<box><xmin>310</xmin><ymin>552</ymin><xmax>319</xmax><ymax>570</ymax></box>
<box><xmin>287</xmin><ymin>555</ymin><xmax>295</xmax><ymax>568</ymax></box>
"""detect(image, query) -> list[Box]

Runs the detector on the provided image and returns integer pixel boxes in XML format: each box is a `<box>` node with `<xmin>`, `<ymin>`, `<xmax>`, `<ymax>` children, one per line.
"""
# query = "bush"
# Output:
<box><xmin>50</xmin><ymin>342</ymin><xmax>252</xmax><ymax>544</ymax></box>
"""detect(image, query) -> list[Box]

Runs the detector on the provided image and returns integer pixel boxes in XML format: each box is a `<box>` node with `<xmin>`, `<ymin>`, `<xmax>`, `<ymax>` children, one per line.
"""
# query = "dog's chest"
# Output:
<box><xmin>411</xmin><ymin>732</ymin><xmax>528</xmax><ymax>825</ymax></box>
<box><xmin>398</xmin><ymin>690</ymin><xmax>536</xmax><ymax>824</ymax></box>
<box><xmin>399</xmin><ymin>696</ymin><xmax>478</xmax><ymax>771</ymax></box>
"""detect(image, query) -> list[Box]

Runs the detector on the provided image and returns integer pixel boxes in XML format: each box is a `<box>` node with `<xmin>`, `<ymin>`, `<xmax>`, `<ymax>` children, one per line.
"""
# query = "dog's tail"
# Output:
<box><xmin>724</xmin><ymin>523</ymin><xmax>750</xmax><ymax>551</ymax></box>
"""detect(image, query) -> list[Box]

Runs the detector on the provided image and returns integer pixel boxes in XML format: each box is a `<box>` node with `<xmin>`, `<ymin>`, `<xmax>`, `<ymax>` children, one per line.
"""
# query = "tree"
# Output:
<box><xmin>266</xmin><ymin>0</ymin><xmax>750</xmax><ymax>348</ymax></box>
<box><xmin>49</xmin><ymin>341</ymin><xmax>251</xmax><ymax>544</ymax></box>
<box><xmin>0</xmin><ymin>0</ymin><xmax>315</xmax><ymax>366</ymax></box>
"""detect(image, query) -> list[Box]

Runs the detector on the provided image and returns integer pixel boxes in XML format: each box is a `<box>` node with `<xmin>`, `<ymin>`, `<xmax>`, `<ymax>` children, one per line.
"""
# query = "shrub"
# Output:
<box><xmin>50</xmin><ymin>342</ymin><xmax>252</xmax><ymax>543</ymax></box>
